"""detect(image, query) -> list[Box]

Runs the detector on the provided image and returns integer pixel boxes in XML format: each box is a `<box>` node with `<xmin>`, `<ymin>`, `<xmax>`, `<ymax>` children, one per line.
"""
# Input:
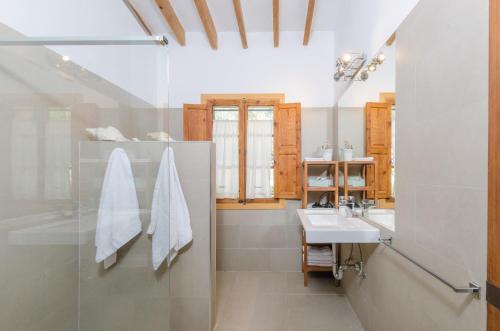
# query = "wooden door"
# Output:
<box><xmin>275</xmin><ymin>103</ymin><xmax>302</xmax><ymax>199</ymax></box>
<box><xmin>183</xmin><ymin>104</ymin><xmax>212</xmax><ymax>141</ymax></box>
<box><xmin>365</xmin><ymin>102</ymin><xmax>392</xmax><ymax>199</ymax></box>
<box><xmin>489</xmin><ymin>0</ymin><xmax>500</xmax><ymax>328</ymax></box>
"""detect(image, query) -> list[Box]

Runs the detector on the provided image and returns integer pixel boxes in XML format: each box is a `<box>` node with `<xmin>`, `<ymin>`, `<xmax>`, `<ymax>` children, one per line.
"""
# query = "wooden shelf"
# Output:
<box><xmin>303</xmin><ymin>186</ymin><xmax>337</xmax><ymax>192</ymax></box>
<box><xmin>339</xmin><ymin>160</ymin><xmax>375</xmax><ymax>165</ymax></box>
<box><xmin>339</xmin><ymin>186</ymin><xmax>372</xmax><ymax>191</ymax></box>
<box><xmin>303</xmin><ymin>160</ymin><xmax>338</xmax><ymax>165</ymax></box>
<box><xmin>302</xmin><ymin>161</ymin><xmax>339</xmax><ymax>208</ymax></box>
<box><xmin>339</xmin><ymin>160</ymin><xmax>377</xmax><ymax>200</ymax></box>
<box><xmin>305</xmin><ymin>265</ymin><xmax>333</xmax><ymax>272</ymax></box>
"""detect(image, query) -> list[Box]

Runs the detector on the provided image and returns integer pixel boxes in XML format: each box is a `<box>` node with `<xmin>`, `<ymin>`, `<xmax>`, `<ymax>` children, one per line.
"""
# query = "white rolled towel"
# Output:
<box><xmin>95</xmin><ymin>148</ymin><xmax>142</xmax><ymax>264</ymax></box>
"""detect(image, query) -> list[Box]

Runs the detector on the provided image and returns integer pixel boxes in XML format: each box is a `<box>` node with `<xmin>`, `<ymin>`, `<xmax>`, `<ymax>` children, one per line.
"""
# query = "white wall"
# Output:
<box><xmin>0</xmin><ymin>0</ymin><xmax>168</xmax><ymax>107</ymax></box>
<box><xmin>168</xmin><ymin>31</ymin><xmax>335</xmax><ymax>108</ymax></box>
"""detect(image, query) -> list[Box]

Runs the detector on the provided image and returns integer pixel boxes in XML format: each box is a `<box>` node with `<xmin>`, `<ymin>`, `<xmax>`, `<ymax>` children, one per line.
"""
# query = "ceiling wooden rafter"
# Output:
<box><xmin>273</xmin><ymin>0</ymin><xmax>280</xmax><ymax>47</ymax></box>
<box><xmin>193</xmin><ymin>0</ymin><xmax>218</xmax><ymax>50</ymax></box>
<box><xmin>152</xmin><ymin>0</ymin><xmax>321</xmax><ymax>49</ymax></box>
<box><xmin>155</xmin><ymin>0</ymin><xmax>185</xmax><ymax>46</ymax></box>
<box><xmin>303</xmin><ymin>0</ymin><xmax>316</xmax><ymax>45</ymax></box>
<box><xmin>232</xmin><ymin>0</ymin><xmax>248</xmax><ymax>49</ymax></box>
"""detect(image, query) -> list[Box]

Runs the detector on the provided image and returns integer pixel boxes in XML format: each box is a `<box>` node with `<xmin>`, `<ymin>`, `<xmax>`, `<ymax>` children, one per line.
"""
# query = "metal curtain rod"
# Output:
<box><xmin>379</xmin><ymin>238</ymin><xmax>481</xmax><ymax>298</ymax></box>
<box><xmin>0</xmin><ymin>36</ymin><xmax>168</xmax><ymax>46</ymax></box>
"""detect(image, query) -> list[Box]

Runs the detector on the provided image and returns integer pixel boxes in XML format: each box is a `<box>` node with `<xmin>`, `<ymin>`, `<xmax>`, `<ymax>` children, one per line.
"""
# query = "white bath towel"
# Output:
<box><xmin>95</xmin><ymin>148</ymin><xmax>142</xmax><ymax>264</ymax></box>
<box><xmin>148</xmin><ymin>147</ymin><xmax>192</xmax><ymax>270</ymax></box>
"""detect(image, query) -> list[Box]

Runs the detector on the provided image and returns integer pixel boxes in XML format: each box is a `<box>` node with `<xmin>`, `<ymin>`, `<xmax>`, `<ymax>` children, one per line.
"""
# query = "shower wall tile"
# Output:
<box><xmin>77</xmin><ymin>142</ymin><xmax>215</xmax><ymax>331</ymax></box>
<box><xmin>341</xmin><ymin>0</ymin><xmax>489</xmax><ymax>330</ymax></box>
<box><xmin>216</xmin><ymin>200</ymin><xmax>303</xmax><ymax>272</ymax></box>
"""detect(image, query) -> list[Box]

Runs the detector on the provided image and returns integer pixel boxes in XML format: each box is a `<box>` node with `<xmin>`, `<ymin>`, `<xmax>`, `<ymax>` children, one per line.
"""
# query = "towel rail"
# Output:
<box><xmin>379</xmin><ymin>238</ymin><xmax>481</xmax><ymax>298</ymax></box>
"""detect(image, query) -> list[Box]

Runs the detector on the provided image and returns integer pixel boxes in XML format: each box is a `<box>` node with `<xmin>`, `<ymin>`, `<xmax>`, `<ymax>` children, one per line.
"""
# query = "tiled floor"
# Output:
<box><xmin>215</xmin><ymin>271</ymin><xmax>364</xmax><ymax>331</ymax></box>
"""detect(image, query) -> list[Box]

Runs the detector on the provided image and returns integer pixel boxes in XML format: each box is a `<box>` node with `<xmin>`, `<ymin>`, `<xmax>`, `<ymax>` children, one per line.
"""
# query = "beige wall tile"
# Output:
<box><xmin>342</xmin><ymin>0</ymin><xmax>489</xmax><ymax>330</ymax></box>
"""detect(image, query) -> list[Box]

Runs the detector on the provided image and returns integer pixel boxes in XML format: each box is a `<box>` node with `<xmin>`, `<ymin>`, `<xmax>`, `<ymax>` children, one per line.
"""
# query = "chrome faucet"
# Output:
<box><xmin>361</xmin><ymin>199</ymin><xmax>376</xmax><ymax>217</ymax></box>
<box><xmin>338</xmin><ymin>198</ymin><xmax>353</xmax><ymax>217</ymax></box>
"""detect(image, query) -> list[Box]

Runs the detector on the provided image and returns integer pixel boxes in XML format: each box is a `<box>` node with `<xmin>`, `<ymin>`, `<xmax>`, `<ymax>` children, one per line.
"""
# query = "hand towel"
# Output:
<box><xmin>95</xmin><ymin>148</ymin><xmax>142</xmax><ymax>265</ymax></box>
<box><xmin>148</xmin><ymin>147</ymin><xmax>192</xmax><ymax>270</ymax></box>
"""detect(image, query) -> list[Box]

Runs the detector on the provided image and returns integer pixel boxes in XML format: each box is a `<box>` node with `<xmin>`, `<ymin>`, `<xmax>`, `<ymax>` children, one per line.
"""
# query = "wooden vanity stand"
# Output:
<box><xmin>301</xmin><ymin>161</ymin><xmax>340</xmax><ymax>286</ymax></box>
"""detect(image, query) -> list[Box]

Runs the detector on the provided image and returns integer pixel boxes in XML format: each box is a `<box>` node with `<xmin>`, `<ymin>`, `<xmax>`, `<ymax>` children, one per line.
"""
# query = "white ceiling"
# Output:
<box><xmin>165</xmin><ymin>0</ymin><xmax>336</xmax><ymax>33</ymax></box>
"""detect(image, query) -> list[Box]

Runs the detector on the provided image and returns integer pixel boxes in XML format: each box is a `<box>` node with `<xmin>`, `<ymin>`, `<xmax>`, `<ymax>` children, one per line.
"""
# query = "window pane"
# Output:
<box><xmin>246</xmin><ymin>106</ymin><xmax>274</xmax><ymax>199</ymax></box>
<box><xmin>213</xmin><ymin>106</ymin><xmax>239</xmax><ymax>199</ymax></box>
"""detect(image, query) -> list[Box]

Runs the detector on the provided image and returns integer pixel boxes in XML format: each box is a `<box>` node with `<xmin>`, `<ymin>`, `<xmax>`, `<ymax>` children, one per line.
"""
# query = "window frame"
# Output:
<box><xmin>209</xmin><ymin>97</ymin><xmax>280</xmax><ymax>207</ymax></box>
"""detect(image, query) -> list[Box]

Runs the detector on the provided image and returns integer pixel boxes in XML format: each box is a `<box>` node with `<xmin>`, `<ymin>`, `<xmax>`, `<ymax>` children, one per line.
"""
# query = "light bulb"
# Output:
<box><xmin>377</xmin><ymin>53</ymin><xmax>386</xmax><ymax>63</ymax></box>
<box><xmin>62</xmin><ymin>55</ymin><xmax>70</xmax><ymax>62</ymax></box>
<box><xmin>368</xmin><ymin>63</ymin><xmax>377</xmax><ymax>72</ymax></box>
<box><xmin>342</xmin><ymin>53</ymin><xmax>352</xmax><ymax>63</ymax></box>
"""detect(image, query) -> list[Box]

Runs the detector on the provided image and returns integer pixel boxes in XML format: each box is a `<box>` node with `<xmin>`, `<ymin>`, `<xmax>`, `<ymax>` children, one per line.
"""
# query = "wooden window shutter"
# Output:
<box><xmin>274</xmin><ymin>103</ymin><xmax>302</xmax><ymax>199</ymax></box>
<box><xmin>365</xmin><ymin>102</ymin><xmax>392</xmax><ymax>199</ymax></box>
<box><xmin>183</xmin><ymin>103</ymin><xmax>212</xmax><ymax>141</ymax></box>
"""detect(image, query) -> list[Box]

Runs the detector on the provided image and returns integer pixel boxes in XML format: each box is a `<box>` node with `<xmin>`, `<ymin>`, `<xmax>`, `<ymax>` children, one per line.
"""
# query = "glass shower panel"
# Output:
<box><xmin>78</xmin><ymin>142</ymin><xmax>170</xmax><ymax>331</ymax></box>
<box><xmin>0</xmin><ymin>23</ymin><xmax>170</xmax><ymax>331</ymax></box>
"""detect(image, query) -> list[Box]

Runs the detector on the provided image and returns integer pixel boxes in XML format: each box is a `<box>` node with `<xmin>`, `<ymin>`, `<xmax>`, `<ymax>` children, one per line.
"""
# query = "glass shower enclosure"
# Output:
<box><xmin>0</xmin><ymin>24</ymin><xmax>171</xmax><ymax>331</ymax></box>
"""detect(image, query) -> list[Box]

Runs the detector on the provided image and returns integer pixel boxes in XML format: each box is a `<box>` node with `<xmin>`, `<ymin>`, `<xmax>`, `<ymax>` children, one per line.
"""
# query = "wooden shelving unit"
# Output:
<box><xmin>339</xmin><ymin>160</ymin><xmax>378</xmax><ymax>200</ymax></box>
<box><xmin>301</xmin><ymin>230</ymin><xmax>339</xmax><ymax>286</ymax></box>
<box><xmin>302</xmin><ymin>160</ymin><xmax>339</xmax><ymax>208</ymax></box>
<box><xmin>301</xmin><ymin>161</ymin><xmax>340</xmax><ymax>287</ymax></box>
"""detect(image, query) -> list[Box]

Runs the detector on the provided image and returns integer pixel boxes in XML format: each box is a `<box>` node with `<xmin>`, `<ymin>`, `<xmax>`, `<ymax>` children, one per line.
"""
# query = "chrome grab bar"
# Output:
<box><xmin>379</xmin><ymin>238</ymin><xmax>481</xmax><ymax>298</ymax></box>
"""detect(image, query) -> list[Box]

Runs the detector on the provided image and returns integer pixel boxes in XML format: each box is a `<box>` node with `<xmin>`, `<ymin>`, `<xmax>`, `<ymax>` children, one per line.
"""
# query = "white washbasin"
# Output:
<box><xmin>297</xmin><ymin>209</ymin><xmax>380</xmax><ymax>244</ymax></box>
<box><xmin>362</xmin><ymin>209</ymin><xmax>395</xmax><ymax>232</ymax></box>
<box><xmin>308</xmin><ymin>214</ymin><xmax>344</xmax><ymax>227</ymax></box>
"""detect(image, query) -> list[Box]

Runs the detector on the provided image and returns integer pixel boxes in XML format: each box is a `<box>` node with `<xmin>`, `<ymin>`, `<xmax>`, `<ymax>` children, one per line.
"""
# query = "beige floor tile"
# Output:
<box><xmin>286</xmin><ymin>272</ymin><xmax>344</xmax><ymax>295</ymax></box>
<box><xmin>215</xmin><ymin>271</ymin><xmax>364</xmax><ymax>331</ymax></box>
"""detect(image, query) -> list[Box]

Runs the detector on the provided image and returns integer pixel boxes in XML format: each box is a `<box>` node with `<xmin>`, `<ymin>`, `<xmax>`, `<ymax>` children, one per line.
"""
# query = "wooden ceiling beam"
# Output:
<box><xmin>303</xmin><ymin>0</ymin><xmax>316</xmax><ymax>45</ymax></box>
<box><xmin>232</xmin><ymin>0</ymin><xmax>248</xmax><ymax>49</ymax></box>
<box><xmin>155</xmin><ymin>0</ymin><xmax>186</xmax><ymax>46</ymax></box>
<box><xmin>194</xmin><ymin>0</ymin><xmax>218</xmax><ymax>50</ymax></box>
<box><xmin>386</xmin><ymin>32</ymin><xmax>396</xmax><ymax>46</ymax></box>
<box><xmin>273</xmin><ymin>0</ymin><xmax>279</xmax><ymax>47</ymax></box>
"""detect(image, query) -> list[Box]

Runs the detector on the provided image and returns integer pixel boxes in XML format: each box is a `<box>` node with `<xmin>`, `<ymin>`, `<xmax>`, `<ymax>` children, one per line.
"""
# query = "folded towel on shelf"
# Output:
<box><xmin>339</xmin><ymin>175</ymin><xmax>366</xmax><ymax>187</ymax></box>
<box><xmin>147</xmin><ymin>131</ymin><xmax>176</xmax><ymax>142</ymax></box>
<box><xmin>86</xmin><ymin>126</ymin><xmax>130</xmax><ymax>142</ymax></box>
<box><xmin>304</xmin><ymin>157</ymin><xmax>326</xmax><ymax>161</ymax></box>
<box><xmin>307</xmin><ymin>246</ymin><xmax>333</xmax><ymax>255</ymax></box>
<box><xmin>308</xmin><ymin>176</ymin><xmax>334</xmax><ymax>187</ymax></box>
<box><xmin>148</xmin><ymin>147</ymin><xmax>193</xmax><ymax>270</ymax></box>
<box><xmin>352</xmin><ymin>157</ymin><xmax>374</xmax><ymax>162</ymax></box>
<box><xmin>95</xmin><ymin>148</ymin><xmax>142</xmax><ymax>267</ymax></box>
<box><xmin>307</xmin><ymin>246</ymin><xmax>333</xmax><ymax>267</ymax></box>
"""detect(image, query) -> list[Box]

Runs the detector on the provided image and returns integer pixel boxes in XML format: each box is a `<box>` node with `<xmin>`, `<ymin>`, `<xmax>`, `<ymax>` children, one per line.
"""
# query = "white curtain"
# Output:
<box><xmin>213</xmin><ymin>120</ymin><xmax>239</xmax><ymax>199</ymax></box>
<box><xmin>246</xmin><ymin>119</ymin><xmax>274</xmax><ymax>199</ymax></box>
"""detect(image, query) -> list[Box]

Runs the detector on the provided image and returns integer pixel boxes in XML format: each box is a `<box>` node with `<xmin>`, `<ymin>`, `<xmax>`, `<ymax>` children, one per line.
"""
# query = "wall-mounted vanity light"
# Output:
<box><xmin>334</xmin><ymin>52</ymin><xmax>366</xmax><ymax>81</ymax></box>
<box><xmin>350</xmin><ymin>52</ymin><xmax>387</xmax><ymax>82</ymax></box>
